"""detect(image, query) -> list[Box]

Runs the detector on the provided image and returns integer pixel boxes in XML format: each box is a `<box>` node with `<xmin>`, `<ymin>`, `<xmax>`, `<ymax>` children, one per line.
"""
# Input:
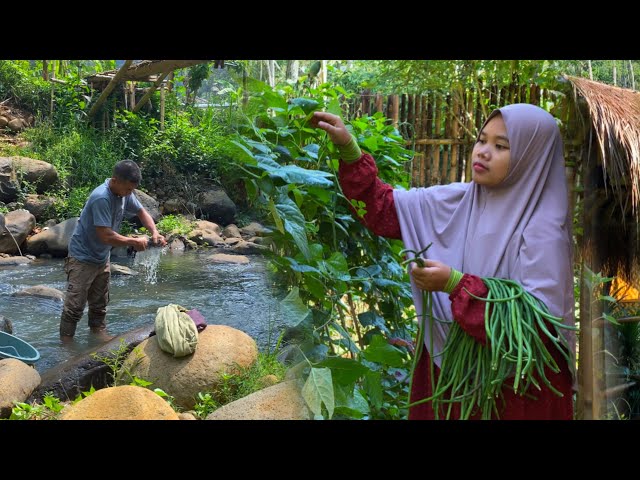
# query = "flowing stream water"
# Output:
<box><xmin>0</xmin><ymin>250</ymin><xmax>288</xmax><ymax>373</ymax></box>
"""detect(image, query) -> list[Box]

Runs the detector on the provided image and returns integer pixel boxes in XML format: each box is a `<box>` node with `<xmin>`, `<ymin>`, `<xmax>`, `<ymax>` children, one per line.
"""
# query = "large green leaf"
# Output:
<box><xmin>280</xmin><ymin>287</ymin><xmax>310</xmax><ymax>327</ymax></box>
<box><xmin>362</xmin><ymin>334</ymin><xmax>406</xmax><ymax>367</ymax></box>
<box><xmin>273</xmin><ymin>165</ymin><xmax>333</xmax><ymax>187</ymax></box>
<box><xmin>245</xmin><ymin>139</ymin><xmax>271</xmax><ymax>154</ymax></box>
<box><xmin>275</xmin><ymin>192</ymin><xmax>310</xmax><ymax>260</ymax></box>
<box><xmin>302</xmin><ymin>143</ymin><xmax>320</xmax><ymax>160</ymax></box>
<box><xmin>334</xmin><ymin>385</ymin><xmax>370</xmax><ymax>419</ymax></box>
<box><xmin>363</xmin><ymin>371</ymin><xmax>383</xmax><ymax>409</ymax></box>
<box><xmin>319</xmin><ymin>357</ymin><xmax>370</xmax><ymax>386</ymax></box>
<box><xmin>289</xmin><ymin>97</ymin><xmax>320</xmax><ymax>114</ymax></box>
<box><xmin>321</xmin><ymin>252</ymin><xmax>351</xmax><ymax>281</ymax></box>
<box><xmin>327</xmin><ymin>97</ymin><xmax>342</xmax><ymax>116</ymax></box>
<box><xmin>304</xmin><ymin>274</ymin><xmax>326</xmax><ymax>300</ymax></box>
<box><xmin>302</xmin><ymin>367</ymin><xmax>334</xmax><ymax>419</ymax></box>
<box><xmin>254</xmin><ymin>154</ymin><xmax>280</xmax><ymax>173</ymax></box>
<box><xmin>230</xmin><ymin>140</ymin><xmax>256</xmax><ymax>163</ymax></box>
<box><xmin>358</xmin><ymin>311</ymin><xmax>387</xmax><ymax>330</ymax></box>
<box><xmin>283</xmin><ymin>257</ymin><xmax>321</xmax><ymax>274</ymax></box>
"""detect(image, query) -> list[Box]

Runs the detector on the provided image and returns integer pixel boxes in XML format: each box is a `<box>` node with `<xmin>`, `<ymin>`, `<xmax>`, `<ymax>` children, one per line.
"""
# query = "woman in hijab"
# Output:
<box><xmin>311</xmin><ymin>104</ymin><xmax>576</xmax><ymax>420</ymax></box>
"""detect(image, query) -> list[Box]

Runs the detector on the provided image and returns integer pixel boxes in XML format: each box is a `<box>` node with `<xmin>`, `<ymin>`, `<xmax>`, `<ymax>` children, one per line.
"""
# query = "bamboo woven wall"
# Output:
<box><xmin>343</xmin><ymin>84</ymin><xmax>550</xmax><ymax>187</ymax></box>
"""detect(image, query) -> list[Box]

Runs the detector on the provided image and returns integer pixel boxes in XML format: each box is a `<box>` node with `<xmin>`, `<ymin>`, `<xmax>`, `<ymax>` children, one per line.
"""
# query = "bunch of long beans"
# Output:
<box><xmin>403</xmin><ymin>248</ymin><xmax>577</xmax><ymax>420</ymax></box>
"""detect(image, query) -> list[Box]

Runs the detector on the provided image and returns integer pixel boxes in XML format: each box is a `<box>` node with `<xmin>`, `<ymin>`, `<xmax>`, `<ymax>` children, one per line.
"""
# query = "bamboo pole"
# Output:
<box><xmin>450</xmin><ymin>91</ymin><xmax>459</xmax><ymax>183</ymax></box>
<box><xmin>88</xmin><ymin>60</ymin><xmax>133</xmax><ymax>120</ymax></box>
<box><xmin>433</xmin><ymin>95</ymin><xmax>442</xmax><ymax>184</ymax></box>
<box><xmin>411</xmin><ymin>94</ymin><xmax>420</xmax><ymax>184</ymax></box>
<box><xmin>400</xmin><ymin>94</ymin><xmax>407</xmax><ymax>138</ymax></box>
<box><xmin>408</xmin><ymin>139</ymin><xmax>466</xmax><ymax>146</ymax></box>
<box><xmin>407</xmin><ymin>94</ymin><xmax>415</xmax><ymax>139</ymax></box>
<box><xmin>424</xmin><ymin>94</ymin><xmax>433</xmax><ymax>186</ymax></box>
<box><xmin>420</xmin><ymin>95</ymin><xmax>428</xmax><ymax>186</ymax></box>
<box><xmin>133</xmin><ymin>70</ymin><xmax>170</xmax><ymax>113</ymax></box>
<box><xmin>465</xmin><ymin>89</ymin><xmax>474</xmax><ymax>182</ymax></box>
<box><xmin>443</xmin><ymin>94</ymin><xmax>451</xmax><ymax>183</ymax></box>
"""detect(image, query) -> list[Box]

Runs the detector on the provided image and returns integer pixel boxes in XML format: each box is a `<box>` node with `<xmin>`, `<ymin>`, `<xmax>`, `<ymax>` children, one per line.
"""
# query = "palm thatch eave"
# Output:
<box><xmin>566</xmin><ymin>75</ymin><xmax>640</xmax><ymax>219</ymax></box>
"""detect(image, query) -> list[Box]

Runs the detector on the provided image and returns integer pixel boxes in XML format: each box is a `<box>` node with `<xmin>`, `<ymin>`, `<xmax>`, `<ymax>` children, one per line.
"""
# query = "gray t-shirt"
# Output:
<box><xmin>68</xmin><ymin>178</ymin><xmax>143</xmax><ymax>264</ymax></box>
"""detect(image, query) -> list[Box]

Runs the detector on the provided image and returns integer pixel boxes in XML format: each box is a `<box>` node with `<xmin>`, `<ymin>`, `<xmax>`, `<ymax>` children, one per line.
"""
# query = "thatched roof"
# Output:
<box><xmin>566</xmin><ymin>75</ymin><xmax>640</xmax><ymax>217</ymax></box>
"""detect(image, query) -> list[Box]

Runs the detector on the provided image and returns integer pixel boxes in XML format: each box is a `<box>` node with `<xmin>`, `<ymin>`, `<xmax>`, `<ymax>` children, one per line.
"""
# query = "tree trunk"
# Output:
<box><xmin>43</xmin><ymin>60</ymin><xmax>49</xmax><ymax>81</ymax></box>
<box><xmin>266</xmin><ymin>60</ymin><xmax>276</xmax><ymax>87</ymax></box>
<box><xmin>613</xmin><ymin>61</ymin><xmax>617</xmax><ymax>86</ymax></box>
<box><xmin>629</xmin><ymin>60</ymin><xmax>635</xmax><ymax>90</ymax></box>
<box><xmin>588</xmin><ymin>60</ymin><xmax>593</xmax><ymax>80</ymax></box>
<box><xmin>285</xmin><ymin>60</ymin><xmax>299</xmax><ymax>83</ymax></box>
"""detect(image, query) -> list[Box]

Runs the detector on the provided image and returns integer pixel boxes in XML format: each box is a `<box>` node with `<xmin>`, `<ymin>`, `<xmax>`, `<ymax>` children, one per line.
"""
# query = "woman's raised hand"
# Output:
<box><xmin>310</xmin><ymin>111</ymin><xmax>352</xmax><ymax>146</ymax></box>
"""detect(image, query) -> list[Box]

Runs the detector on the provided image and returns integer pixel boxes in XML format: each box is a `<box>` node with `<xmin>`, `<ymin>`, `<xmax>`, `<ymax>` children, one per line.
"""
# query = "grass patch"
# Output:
<box><xmin>194</xmin><ymin>350</ymin><xmax>287</xmax><ymax>419</ymax></box>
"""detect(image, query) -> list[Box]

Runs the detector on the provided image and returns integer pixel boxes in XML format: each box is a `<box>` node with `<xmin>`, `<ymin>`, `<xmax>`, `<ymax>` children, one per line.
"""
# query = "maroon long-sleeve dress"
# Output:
<box><xmin>339</xmin><ymin>153</ymin><xmax>574</xmax><ymax>420</ymax></box>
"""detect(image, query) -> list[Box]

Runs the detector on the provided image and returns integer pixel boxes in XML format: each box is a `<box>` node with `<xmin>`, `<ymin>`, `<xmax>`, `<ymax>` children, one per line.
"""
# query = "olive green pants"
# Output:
<box><xmin>60</xmin><ymin>256</ymin><xmax>111</xmax><ymax>337</ymax></box>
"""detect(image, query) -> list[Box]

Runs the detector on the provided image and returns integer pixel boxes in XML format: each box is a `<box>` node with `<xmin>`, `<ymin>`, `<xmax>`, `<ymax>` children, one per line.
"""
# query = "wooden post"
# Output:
<box><xmin>375</xmin><ymin>94</ymin><xmax>383</xmax><ymax>113</ymax></box>
<box><xmin>129</xmin><ymin>82</ymin><xmax>136</xmax><ymax>111</ymax></box>
<box><xmin>362</xmin><ymin>89</ymin><xmax>371</xmax><ymax>117</ymax></box>
<box><xmin>160</xmin><ymin>83</ymin><xmax>166</xmax><ymax>131</ymax></box>
<box><xmin>577</xmin><ymin>131</ymin><xmax>607</xmax><ymax>420</ymax></box>
<box><xmin>88</xmin><ymin>60</ymin><xmax>133</xmax><ymax>120</ymax></box>
<box><xmin>390</xmin><ymin>95</ymin><xmax>399</xmax><ymax>129</ymax></box>
<box><xmin>133</xmin><ymin>71</ymin><xmax>170</xmax><ymax>113</ymax></box>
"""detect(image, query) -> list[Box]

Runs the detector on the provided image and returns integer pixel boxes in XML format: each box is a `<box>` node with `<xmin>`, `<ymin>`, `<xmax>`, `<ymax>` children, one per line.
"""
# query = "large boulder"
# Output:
<box><xmin>240</xmin><ymin>222</ymin><xmax>271</xmax><ymax>238</ymax></box>
<box><xmin>195</xmin><ymin>220</ymin><xmax>222</xmax><ymax>236</ymax></box>
<box><xmin>206</xmin><ymin>380</ymin><xmax>310</xmax><ymax>420</ymax></box>
<box><xmin>0</xmin><ymin>256</ymin><xmax>32</xmax><ymax>266</ymax></box>
<box><xmin>188</xmin><ymin>229</ymin><xmax>225</xmax><ymax>247</ymax></box>
<box><xmin>26</xmin><ymin>217</ymin><xmax>78</xmax><ymax>257</ymax></box>
<box><xmin>207</xmin><ymin>253</ymin><xmax>249</xmax><ymax>264</ymax></box>
<box><xmin>12</xmin><ymin>285</ymin><xmax>65</xmax><ymax>302</ymax></box>
<box><xmin>59</xmin><ymin>385</ymin><xmax>179</xmax><ymax>420</ymax></box>
<box><xmin>120</xmin><ymin>325</ymin><xmax>258</xmax><ymax>410</ymax></box>
<box><xmin>24</xmin><ymin>194</ymin><xmax>57</xmax><ymax>221</ymax></box>
<box><xmin>0</xmin><ymin>157</ymin><xmax>58</xmax><ymax>201</ymax></box>
<box><xmin>196</xmin><ymin>188</ymin><xmax>236</xmax><ymax>226</ymax></box>
<box><xmin>0</xmin><ymin>209</ymin><xmax>35</xmax><ymax>255</ymax></box>
<box><xmin>133</xmin><ymin>189</ymin><xmax>160</xmax><ymax>223</ymax></box>
<box><xmin>0</xmin><ymin>358</ymin><xmax>41</xmax><ymax>418</ymax></box>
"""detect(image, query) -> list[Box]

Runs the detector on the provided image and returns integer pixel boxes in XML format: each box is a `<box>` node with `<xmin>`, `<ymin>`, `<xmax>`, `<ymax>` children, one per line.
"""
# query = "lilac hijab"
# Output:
<box><xmin>393</xmin><ymin>104</ymin><xmax>576</xmax><ymax>371</ymax></box>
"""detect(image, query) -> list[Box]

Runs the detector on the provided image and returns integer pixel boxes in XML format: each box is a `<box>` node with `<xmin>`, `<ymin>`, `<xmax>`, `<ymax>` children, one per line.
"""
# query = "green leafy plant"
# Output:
<box><xmin>8</xmin><ymin>393</ymin><xmax>65</xmax><ymax>420</ymax></box>
<box><xmin>228</xmin><ymin>79</ymin><xmax>417</xmax><ymax>419</ymax></box>
<box><xmin>156</xmin><ymin>214</ymin><xmax>194</xmax><ymax>236</ymax></box>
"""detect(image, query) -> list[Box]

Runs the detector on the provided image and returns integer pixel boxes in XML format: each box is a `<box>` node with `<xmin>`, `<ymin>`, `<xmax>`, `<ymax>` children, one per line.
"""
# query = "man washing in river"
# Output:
<box><xmin>60</xmin><ymin>159</ymin><xmax>166</xmax><ymax>340</ymax></box>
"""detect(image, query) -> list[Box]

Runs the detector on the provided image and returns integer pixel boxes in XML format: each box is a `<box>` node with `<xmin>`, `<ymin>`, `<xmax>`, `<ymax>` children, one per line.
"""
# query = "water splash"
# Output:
<box><xmin>132</xmin><ymin>247</ymin><xmax>166</xmax><ymax>284</ymax></box>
